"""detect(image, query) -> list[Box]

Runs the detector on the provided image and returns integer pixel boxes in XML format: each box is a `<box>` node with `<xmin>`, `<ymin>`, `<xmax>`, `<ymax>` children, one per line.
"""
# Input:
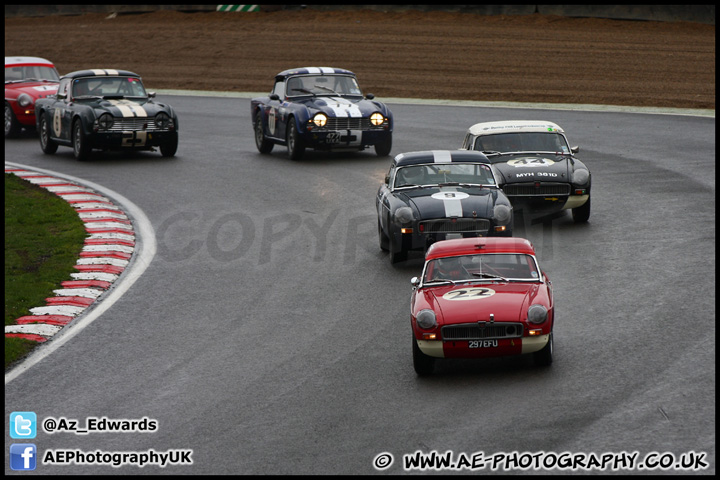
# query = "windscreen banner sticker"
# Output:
<box><xmin>507</xmin><ymin>158</ymin><xmax>555</xmax><ymax>168</ymax></box>
<box><xmin>443</xmin><ymin>287</ymin><xmax>496</xmax><ymax>301</ymax></box>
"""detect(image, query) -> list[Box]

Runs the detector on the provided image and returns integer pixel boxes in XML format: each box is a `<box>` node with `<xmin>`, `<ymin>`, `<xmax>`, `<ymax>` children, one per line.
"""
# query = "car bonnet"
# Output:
<box><xmin>8</xmin><ymin>82</ymin><xmax>58</xmax><ymax>99</ymax></box>
<box><xmin>300</xmin><ymin>96</ymin><xmax>373</xmax><ymax>118</ymax></box>
<box><xmin>490</xmin><ymin>154</ymin><xmax>571</xmax><ymax>184</ymax></box>
<box><xmin>425</xmin><ymin>282</ymin><xmax>541</xmax><ymax>324</ymax></box>
<box><xmin>398</xmin><ymin>187</ymin><xmax>496</xmax><ymax>219</ymax></box>
<box><xmin>92</xmin><ymin>98</ymin><xmax>166</xmax><ymax>118</ymax></box>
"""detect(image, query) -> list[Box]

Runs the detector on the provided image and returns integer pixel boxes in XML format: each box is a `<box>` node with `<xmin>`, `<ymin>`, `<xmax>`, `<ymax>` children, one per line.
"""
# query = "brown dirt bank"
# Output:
<box><xmin>5</xmin><ymin>9</ymin><xmax>715</xmax><ymax>109</ymax></box>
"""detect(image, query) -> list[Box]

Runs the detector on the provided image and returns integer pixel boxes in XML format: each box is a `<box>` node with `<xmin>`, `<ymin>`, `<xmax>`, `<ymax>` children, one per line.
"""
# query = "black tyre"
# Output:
<box><xmin>378</xmin><ymin>220</ymin><xmax>389</xmax><ymax>252</ymax></box>
<box><xmin>286</xmin><ymin>119</ymin><xmax>305</xmax><ymax>161</ymax></box>
<box><xmin>374</xmin><ymin>133</ymin><xmax>392</xmax><ymax>157</ymax></box>
<box><xmin>160</xmin><ymin>132</ymin><xmax>178</xmax><ymax>157</ymax></box>
<box><xmin>255</xmin><ymin>111</ymin><xmax>273</xmax><ymax>154</ymax></box>
<box><xmin>389</xmin><ymin>233</ymin><xmax>408</xmax><ymax>264</ymax></box>
<box><xmin>38</xmin><ymin>113</ymin><xmax>58</xmax><ymax>154</ymax></box>
<box><xmin>390</xmin><ymin>246</ymin><xmax>407</xmax><ymax>264</ymax></box>
<box><xmin>72</xmin><ymin>119</ymin><xmax>91</xmax><ymax>161</ymax></box>
<box><xmin>412</xmin><ymin>333</ymin><xmax>435</xmax><ymax>376</ymax></box>
<box><xmin>572</xmin><ymin>196</ymin><xmax>591</xmax><ymax>223</ymax></box>
<box><xmin>534</xmin><ymin>332</ymin><xmax>553</xmax><ymax>367</ymax></box>
<box><xmin>5</xmin><ymin>102</ymin><xmax>22</xmax><ymax>138</ymax></box>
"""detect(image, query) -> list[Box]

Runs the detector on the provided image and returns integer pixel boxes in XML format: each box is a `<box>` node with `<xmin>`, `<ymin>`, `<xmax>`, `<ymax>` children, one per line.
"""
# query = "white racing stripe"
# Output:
<box><xmin>431</xmin><ymin>150</ymin><xmax>453</xmax><ymax>163</ymax></box>
<box><xmin>90</xmin><ymin>69</ymin><xmax>120</xmax><ymax>76</ymax></box>
<box><xmin>441</xmin><ymin>189</ymin><xmax>463</xmax><ymax>217</ymax></box>
<box><xmin>107</xmin><ymin>99</ymin><xmax>148</xmax><ymax>118</ymax></box>
<box><xmin>326</xmin><ymin>97</ymin><xmax>362</xmax><ymax>118</ymax></box>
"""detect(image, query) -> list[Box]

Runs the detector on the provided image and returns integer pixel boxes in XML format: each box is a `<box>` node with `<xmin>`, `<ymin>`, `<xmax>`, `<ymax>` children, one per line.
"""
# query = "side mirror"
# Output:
<box><xmin>269</xmin><ymin>93</ymin><xmax>280</xmax><ymax>101</ymax></box>
<box><xmin>571</xmin><ymin>146</ymin><xmax>580</xmax><ymax>154</ymax></box>
<box><xmin>384</xmin><ymin>174</ymin><xmax>390</xmax><ymax>185</ymax></box>
<box><xmin>148</xmin><ymin>91</ymin><xmax>156</xmax><ymax>99</ymax></box>
<box><xmin>410</xmin><ymin>277</ymin><xmax>420</xmax><ymax>287</ymax></box>
<box><xmin>365</xmin><ymin>93</ymin><xmax>375</xmax><ymax>100</ymax></box>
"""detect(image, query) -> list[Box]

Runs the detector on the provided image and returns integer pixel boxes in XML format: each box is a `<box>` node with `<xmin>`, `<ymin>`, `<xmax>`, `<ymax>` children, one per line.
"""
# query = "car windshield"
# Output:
<box><xmin>5</xmin><ymin>65</ymin><xmax>59</xmax><ymax>83</ymax></box>
<box><xmin>286</xmin><ymin>74</ymin><xmax>362</xmax><ymax>97</ymax></box>
<box><xmin>393</xmin><ymin>163</ymin><xmax>496</xmax><ymax>189</ymax></box>
<box><xmin>72</xmin><ymin>76</ymin><xmax>147</xmax><ymax>98</ymax></box>
<box><xmin>423</xmin><ymin>253</ymin><xmax>540</xmax><ymax>284</ymax></box>
<box><xmin>473</xmin><ymin>132</ymin><xmax>571</xmax><ymax>155</ymax></box>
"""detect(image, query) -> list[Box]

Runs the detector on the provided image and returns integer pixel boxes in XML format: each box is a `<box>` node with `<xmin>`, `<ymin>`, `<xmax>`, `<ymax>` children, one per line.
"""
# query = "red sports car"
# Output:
<box><xmin>5</xmin><ymin>56</ymin><xmax>60</xmax><ymax>138</ymax></box>
<box><xmin>410</xmin><ymin>237</ymin><xmax>554</xmax><ymax>375</ymax></box>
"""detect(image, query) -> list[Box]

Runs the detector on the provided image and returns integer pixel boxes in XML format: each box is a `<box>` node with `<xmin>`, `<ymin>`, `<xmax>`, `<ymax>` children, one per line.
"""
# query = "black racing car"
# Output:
<box><xmin>460</xmin><ymin>120</ymin><xmax>591</xmax><ymax>222</ymax></box>
<box><xmin>376</xmin><ymin>150</ymin><xmax>513</xmax><ymax>264</ymax></box>
<box><xmin>35</xmin><ymin>69</ymin><xmax>179</xmax><ymax>161</ymax></box>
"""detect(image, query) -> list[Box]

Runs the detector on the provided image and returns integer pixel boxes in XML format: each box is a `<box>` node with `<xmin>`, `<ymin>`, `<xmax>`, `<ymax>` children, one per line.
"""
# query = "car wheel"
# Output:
<box><xmin>534</xmin><ymin>331</ymin><xmax>553</xmax><ymax>367</ymax></box>
<box><xmin>38</xmin><ymin>113</ymin><xmax>58</xmax><ymax>154</ymax></box>
<box><xmin>572</xmin><ymin>195</ymin><xmax>591</xmax><ymax>223</ymax></box>
<box><xmin>72</xmin><ymin>119</ymin><xmax>91</xmax><ymax>161</ymax></box>
<box><xmin>390</xmin><ymin>248</ymin><xmax>407</xmax><ymax>264</ymax></box>
<box><xmin>286</xmin><ymin>118</ymin><xmax>305</xmax><ymax>161</ymax></box>
<box><xmin>160</xmin><ymin>132</ymin><xmax>178</xmax><ymax>157</ymax></box>
<box><xmin>412</xmin><ymin>333</ymin><xmax>435</xmax><ymax>376</ymax></box>
<box><xmin>255</xmin><ymin>111</ymin><xmax>274</xmax><ymax>154</ymax></box>
<box><xmin>5</xmin><ymin>102</ymin><xmax>22</xmax><ymax>138</ymax></box>
<box><xmin>390</xmin><ymin>232</ymin><xmax>408</xmax><ymax>264</ymax></box>
<box><xmin>378</xmin><ymin>220</ymin><xmax>389</xmax><ymax>252</ymax></box>
<box><xmin>374</xmin><ymin>133</ymin><xmax>392</xmax><ymax>157</ymax></box>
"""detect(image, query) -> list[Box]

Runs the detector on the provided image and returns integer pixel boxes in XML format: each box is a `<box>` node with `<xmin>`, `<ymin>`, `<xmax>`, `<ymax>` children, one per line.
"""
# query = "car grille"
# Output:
<box><xmin>323</xmin><ymin>118</ymin><xmax>383</xmax><ymax>131</ymax></box>
<box><xmin>105</xmin><ymin>118</ymin><xmax>168</xmax><ymax>132</ymax></box>
<box><xmin>420</xmin><ymin>218</ymin><xmax>490</xmax><ymax>234</ymax></box>
<box><xmin>442</xmin><ymin>322</ymin><xmax>524</xmax><ymax>341</ymax></box>
<box><xmin>502</xmin><ymin>183</ymin><xmax>570</xmax><ymax>196</ymax></box>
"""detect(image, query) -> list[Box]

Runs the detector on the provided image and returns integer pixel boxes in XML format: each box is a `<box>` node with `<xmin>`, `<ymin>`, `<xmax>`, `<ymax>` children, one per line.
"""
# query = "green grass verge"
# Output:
<box><xmin>4</xmin><ymin>173</ymin><xmax>87</xmax><ymax>369</ymax></box>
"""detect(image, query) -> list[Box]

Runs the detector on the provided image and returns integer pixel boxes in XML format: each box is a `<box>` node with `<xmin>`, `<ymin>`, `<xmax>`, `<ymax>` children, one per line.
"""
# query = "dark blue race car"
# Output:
<box><xmin>251</xmin><ymin>67</ymin><xmax>393</xmax><ymax>160</ymax></box>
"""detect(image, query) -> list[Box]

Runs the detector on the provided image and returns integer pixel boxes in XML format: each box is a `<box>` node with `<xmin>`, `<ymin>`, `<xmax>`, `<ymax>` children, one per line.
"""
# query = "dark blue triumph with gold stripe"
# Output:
<box><xmin>34</xmin><ymin>69</ymin><xmax>179</xmax><ymax>161</ymax></box>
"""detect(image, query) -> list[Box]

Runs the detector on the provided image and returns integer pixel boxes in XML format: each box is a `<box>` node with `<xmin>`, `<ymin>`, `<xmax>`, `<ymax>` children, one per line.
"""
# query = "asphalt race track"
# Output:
<box><xmin>4</xmin><ymin>95</ymin><xmax>715</xmax><ymax>474</ymax></box>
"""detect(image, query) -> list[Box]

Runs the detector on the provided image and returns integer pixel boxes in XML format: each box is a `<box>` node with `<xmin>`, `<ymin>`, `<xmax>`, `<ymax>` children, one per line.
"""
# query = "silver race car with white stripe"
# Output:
<box><xmin>34</xmin><ymin>69</ymin><xmax>179</xmax><ymax>161</ymax></box>
<box><xmin>251</xmin><ymin>67</ymin><xmax>393</xmax><ymax>160</ymax></box>
<box><xmin>376</xmin><ymin>150</ymin><xmax>513</xmax><ymax>264</ymax></box>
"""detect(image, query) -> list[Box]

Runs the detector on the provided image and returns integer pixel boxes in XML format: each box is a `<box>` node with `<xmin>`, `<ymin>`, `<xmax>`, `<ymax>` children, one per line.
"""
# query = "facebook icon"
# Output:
<box><xmin>10</xmin><ymin>444</ymin><xmax>37</xmax><ymax>471</ymax></box>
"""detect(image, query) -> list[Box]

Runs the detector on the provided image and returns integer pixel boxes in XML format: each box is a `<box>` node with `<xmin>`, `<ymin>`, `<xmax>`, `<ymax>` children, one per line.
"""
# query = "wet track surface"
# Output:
<box><xmin>4</xmin><ymin>96</ymin><xmax>715</xmax><ymax>474</ymax></box>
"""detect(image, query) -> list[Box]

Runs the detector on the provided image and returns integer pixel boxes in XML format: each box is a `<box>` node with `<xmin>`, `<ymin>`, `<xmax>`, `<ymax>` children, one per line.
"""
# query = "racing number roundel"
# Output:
<box><xmin>53</xmin><ymin>108</ymin><xmax>62</xmax><ymax>137</ymax></box>
<box><xmin>506</xmin><ymin>158</ymin><xmax>555</xmax><ymax>168</ymax></box>
<box><xmin>442</xmin><ymin>287</ymin><xmax>496</xmax><ymax>301</ymax></box>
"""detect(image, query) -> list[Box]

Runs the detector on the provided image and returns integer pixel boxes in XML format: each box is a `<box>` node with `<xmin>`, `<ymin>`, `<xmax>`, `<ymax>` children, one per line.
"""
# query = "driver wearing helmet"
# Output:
<box><xmin>396</xmin><ymin>166</ymin><xmax>427</xmax><ymax>187</ymax></box>
<box><xmin>431</xmin><ymin>256</ymin><xmax>470</xmax><ymax>281</ymax></box>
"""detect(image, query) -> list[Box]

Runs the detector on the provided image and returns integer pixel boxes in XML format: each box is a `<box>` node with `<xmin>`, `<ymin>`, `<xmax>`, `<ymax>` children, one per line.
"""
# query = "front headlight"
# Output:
<box><xmin>155</xmin><ymin>112</ymin><xmax>171</xmax><ymax>129</ymax></box>
<box><xmin>370</xmin><ymin>112</ymin><xmax>385</xmax><ymax>126</ymax></box>
<box><xmin>17</xmin><ymin>93</ymin><xmax>33</xmax><ymax>108</ymax></box>
<box><xmin>97</xmin><ymin>113</ymin><xmax>114</xmax><ymax>130</ymax></box>
<box><xmin>527</xmin><ymin>304</ymin><xmax>548</xmax><ymax>324</ymax></box>
<box><xmin>416</xmin><ymin>309</ymin><xmax>437</xmax><ymax>329</ymax></box>
<box><xmin>493</xmin><ymin>204</ymin><xmax>512</xmax><ymax>225</ymax></box>
<box><xmin>394</xmin><ymin>206</ymin><xmax>414</xmax><ymax>224</ymax></box>
<box><xmin>572</xmin><ymin>169</ymin><xmax>589</xmax><ymax>185</ymax></box>
<box><xmin>312</xmin><ymin>113</ymin><xmax>328</xmax><ymax>127</ymax></box>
